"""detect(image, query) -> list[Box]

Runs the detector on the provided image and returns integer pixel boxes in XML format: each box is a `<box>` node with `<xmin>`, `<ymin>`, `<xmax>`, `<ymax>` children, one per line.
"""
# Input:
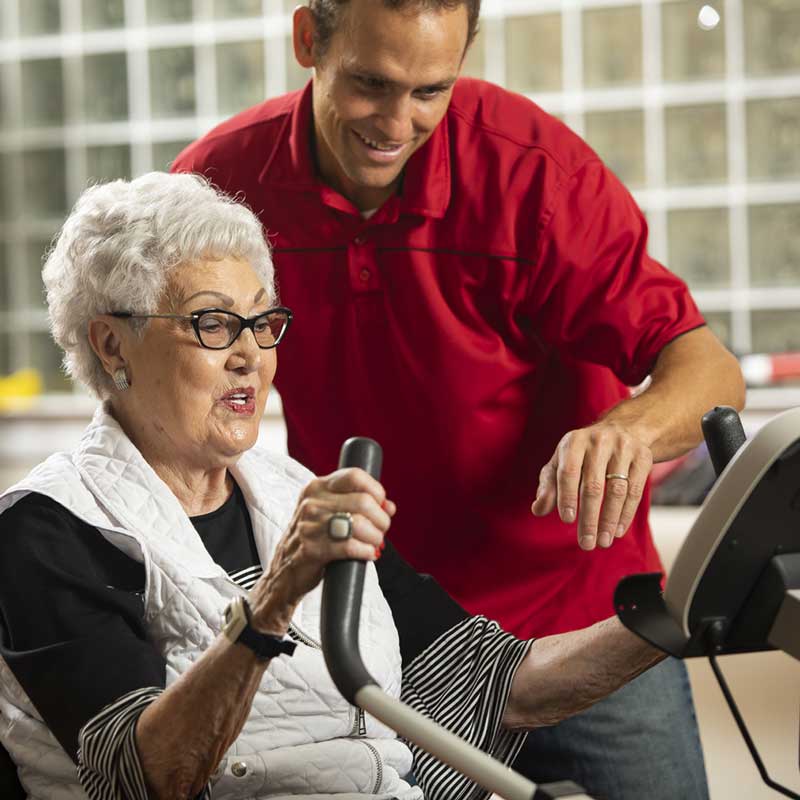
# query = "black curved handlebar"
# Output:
<box><xmin>320</xmin><ymin>437</ymin><xmax>383</xmax><ymax>704</ymax></box>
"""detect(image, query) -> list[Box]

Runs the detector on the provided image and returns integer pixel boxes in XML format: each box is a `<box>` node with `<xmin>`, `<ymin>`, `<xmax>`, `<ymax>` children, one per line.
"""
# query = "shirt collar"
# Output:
<box><xmin>259</xmin><ymin>80</ymin><xmax>451</xmax><ymax>220</ymax></box>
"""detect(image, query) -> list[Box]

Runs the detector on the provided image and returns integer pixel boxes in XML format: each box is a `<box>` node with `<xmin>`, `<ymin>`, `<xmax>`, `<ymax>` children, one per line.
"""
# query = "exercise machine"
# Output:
<box><xmin>616</xmin><ymin>406</ymin><xmax>800</xmax><ymax>798</ymax></box>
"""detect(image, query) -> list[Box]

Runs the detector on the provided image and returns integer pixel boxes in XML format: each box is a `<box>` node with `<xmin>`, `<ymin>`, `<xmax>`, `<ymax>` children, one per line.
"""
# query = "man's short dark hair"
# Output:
<box><xmin>307</xmin><ymin>0</ymin><xmax>480</xmax><ymax>58</ymax></box>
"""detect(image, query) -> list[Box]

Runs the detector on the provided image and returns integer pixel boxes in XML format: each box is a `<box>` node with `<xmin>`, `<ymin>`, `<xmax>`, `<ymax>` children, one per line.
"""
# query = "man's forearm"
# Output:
<box><xmin>502</xmin><ymin>617</ymin><xmax>665</xmax><ymax>730</ymax></box>
<box><xmin>605</xmin><ymin>326</ymin><xmax>745</xmax><ymax>463</ymax></box>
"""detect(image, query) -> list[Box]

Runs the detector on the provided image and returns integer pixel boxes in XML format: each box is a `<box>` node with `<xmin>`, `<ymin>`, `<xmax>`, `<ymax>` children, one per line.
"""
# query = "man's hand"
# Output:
<box><xmin>531</xmin><ymin>422</ymin><xmax>653</xmax><ymax>550</ymax></box>
<box><xmin>530</xmin><ymin>326</ymin><xmax>745</xmax><ymax>552</ymax></box>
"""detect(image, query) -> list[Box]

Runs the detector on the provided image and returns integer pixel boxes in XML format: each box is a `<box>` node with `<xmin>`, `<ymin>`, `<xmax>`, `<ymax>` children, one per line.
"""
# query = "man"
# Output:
<box><xmin>173</xmin><ymin>0</ymin><xmax>744</xmax><ymax>795</ymax></box>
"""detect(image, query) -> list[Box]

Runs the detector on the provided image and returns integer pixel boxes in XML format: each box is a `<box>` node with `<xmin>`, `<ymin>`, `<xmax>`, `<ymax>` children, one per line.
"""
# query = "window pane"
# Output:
<box><xmin>751</xmin><ymin>309</ymin><xmax>800</xmax><ymax>353</ymax></box>
<box><xmin>24</xmin><ymin>239</ymin><xmax>50</xmax><ymax>310</ymax></box>
<box><xmin>0</xmin><ymin>153</ymin><xmax>10</xmax><ymax>221</ymax></box>
<box><xmin>0</xmin><ymin>334</ymin><xmax>10</xmax><ymax>376</ymax></box>
<box><xmin>82</xmin><ymin>0</ymin><xmax>126</xmax><ymax>30</ymax></box>
<box><xmin>744</xmin><ymin>0</ymin><xmax>800</xmax><ymax>76</ymax></box>
<box><xmin>749</xmin><ymin>203</ymin><xmax>800</xmax><ymax>287</ymax></box>
<box><xmin>84</xmin><ymin>52</ymin><xmax>129</xmax><ymax>122</ymax></box>
<box><xmin>667</xmin><ymin>208</ymin><xmax>730</xmax><ymax>288</ymax></box>
<box><xmin>583</xmin><ymin>7</ymin><xmax>642</xmax><ymax>87</ymax></box>
<box><xmin>149</xmin><ymin>47</ymin><xmax>196</xmax><ymax>117</ymax></box>
<box><xmin>20</xmin><ymin>0</ymin><xmax>61</xmax><ymax>36</ymax></box>
<box><xmin>1</xmin><ymin>64</ymin><xmax>15</xmax><ymax>131</ymax></box>
<box><xmin>21</xmin><ymin>59</ymin><xmax>64</xmax><ymax>127</ymax></box>
<box><xmin>285</xmin><ymin>37</ymin><xmax>310</xmax><ymax>92</ymax></box>
<box><xmin>152</xmin><ymin>140</ymin><xmax>193</xmax><ymax>170</ymax></box>
<box><xmin>217</xmin><ymin>40</ymin><xmax>264</xmax><ymax>116</ymax></box>
<box><xmin>214</xmin><ymin>0</ymin><xmax>262</xmax><ymax>17</ymax></box>
<box><xmin>0</xmin><ymin>245</ymin><xmax>11</xmax><ymax>312</ymax></box>
<box><xmin>506</xmin><ymin>14</ymin><xmax>562</xmax><ymax>93</ymax></box>
<box><xmin>662</xmin><ymin>0</ymin><xmax>726</xmax><ymax>81</ymax></box>
<box><xmin>703</xmin><ymin>311</ymin><xmax>732</xmax><ymax>349</ymax></box>
<box><xmin>22</xmin><ymin>149</ymin><xmax>67</xmax><ymax>218</ymax></box>
<box><xmin>747</xmin><ymin>97</ymin><xmax>800</xmax><ymax>182</ymax></box>
<box><xmin>584</xmin><ymin>109</ymin><xmax>645</xmax><ymax>188</ymax></box>
<box><xmin>462</xmin><ymin>26</ymin><xmax>485</xmax><ymax>79</ymax></box>
<box><xmin>29</xmin><ymin>331</ymin><xmax>71</xmax><ymax>391</ymax></box>
<box><xmin>147</xmin><ymin>0</ymin><xmax>193</xmax><ymax>24</ymax></box>
<box><xmin>665</xmin><ymin>104</ymin><xmax>727</xmax><ymax>185</ymax></box>
<box><xmin>87</xmin><ymin>144</ymin><xmax>131</xmax><ymax>182</ymax></box>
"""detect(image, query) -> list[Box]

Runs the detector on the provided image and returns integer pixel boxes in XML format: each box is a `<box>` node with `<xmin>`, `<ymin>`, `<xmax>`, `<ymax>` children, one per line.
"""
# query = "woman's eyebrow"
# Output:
<box><xmin>253</xmin><ymin>288</ymin><xmax>266</xmax><ymax>304</ymax></box>
<box><xmin>183</xmin><ymin>290</ymin><xmax>235</xmax><ymax>306</ymax></box>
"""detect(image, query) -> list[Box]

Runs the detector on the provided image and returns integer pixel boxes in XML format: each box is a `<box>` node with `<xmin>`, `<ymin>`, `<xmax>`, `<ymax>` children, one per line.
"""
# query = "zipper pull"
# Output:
<box><xmin>358</xmin><ymin>707</ymin><xmax>367</xmax><ymax>736</ymax></box>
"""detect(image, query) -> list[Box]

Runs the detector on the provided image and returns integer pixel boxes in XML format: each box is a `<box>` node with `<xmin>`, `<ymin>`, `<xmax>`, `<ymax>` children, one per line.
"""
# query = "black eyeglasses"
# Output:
<box><xmin>110</xmin><ymin>307</ymin><xmax>293</xmax><ymax>350</ymax></box>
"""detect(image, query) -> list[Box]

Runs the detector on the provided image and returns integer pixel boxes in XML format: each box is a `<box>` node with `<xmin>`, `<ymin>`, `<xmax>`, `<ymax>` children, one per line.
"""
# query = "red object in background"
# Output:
<box><xmin>740</xmin><ymin>352</ymin><xmax>800</xmax><ymax>386</ymax></box>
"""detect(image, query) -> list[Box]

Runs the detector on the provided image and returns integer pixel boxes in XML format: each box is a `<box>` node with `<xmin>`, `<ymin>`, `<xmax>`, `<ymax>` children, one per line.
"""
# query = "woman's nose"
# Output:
<box><xmin>227</xmin><ymin>328</ymin><xmax>262</xmax><ymax>372</ymax></box>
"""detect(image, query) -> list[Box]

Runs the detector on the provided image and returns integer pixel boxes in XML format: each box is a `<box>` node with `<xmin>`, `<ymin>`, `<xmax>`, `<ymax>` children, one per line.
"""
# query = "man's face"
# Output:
<box><xmin>302</xmin><ymin>0</ymin><xmax>469</xmax><ymax>211</ymax></box>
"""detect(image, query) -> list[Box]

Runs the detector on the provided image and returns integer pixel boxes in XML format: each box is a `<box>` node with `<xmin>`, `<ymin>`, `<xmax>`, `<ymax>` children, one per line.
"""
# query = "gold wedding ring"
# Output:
<box><xmin>605</xmin><ymin>473</ymin><xmax>629</xmax><ymax>481</ymax></box>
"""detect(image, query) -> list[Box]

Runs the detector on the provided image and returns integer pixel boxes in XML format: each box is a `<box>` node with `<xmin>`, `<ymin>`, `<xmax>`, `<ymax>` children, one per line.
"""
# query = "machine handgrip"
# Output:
<box><xmin>320</xmin><ymin>437</ymin><xmax>383</xmax><ymax>704</ymax></box>
<box><xmin>702</xmin><ymin>405</ymin><xmax>746</xmax><ymax>477</ymax></box>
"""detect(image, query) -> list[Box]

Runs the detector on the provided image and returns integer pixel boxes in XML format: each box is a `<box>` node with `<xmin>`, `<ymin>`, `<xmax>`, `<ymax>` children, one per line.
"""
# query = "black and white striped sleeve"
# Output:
<box><xmin>76</xmin><ymin>686</ymin><xmax>211</xmax><ymax>800</ymax></box>
<box><xmin>401</xmin><ymin>616</ymin><xmax>532</xmax><ymax>800</ymax></box>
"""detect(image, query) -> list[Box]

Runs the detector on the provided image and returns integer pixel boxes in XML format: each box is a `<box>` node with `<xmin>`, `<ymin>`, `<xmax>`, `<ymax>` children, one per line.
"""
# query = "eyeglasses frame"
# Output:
<box><xmin>109</xmin><ymin>306</ymin><xmax>293</xmax><ymax>350</ymax></box>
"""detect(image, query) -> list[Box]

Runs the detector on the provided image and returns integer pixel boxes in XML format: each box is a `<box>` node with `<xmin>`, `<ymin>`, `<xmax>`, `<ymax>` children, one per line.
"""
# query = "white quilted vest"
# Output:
<box><xmin>0</xmin><ymin>407</ymin><xmax>421</xmax><ymax>800</ymax></box>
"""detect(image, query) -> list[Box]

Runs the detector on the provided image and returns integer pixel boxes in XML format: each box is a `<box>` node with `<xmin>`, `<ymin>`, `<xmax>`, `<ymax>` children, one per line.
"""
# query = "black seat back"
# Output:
<box><xmin>0</xmin><ymin>740</ymin><xmax>24</xmax><ymax>799</ymax></box>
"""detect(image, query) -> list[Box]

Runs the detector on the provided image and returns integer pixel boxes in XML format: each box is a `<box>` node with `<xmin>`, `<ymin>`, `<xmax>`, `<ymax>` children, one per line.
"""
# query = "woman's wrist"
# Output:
<box><xmin>249</xmin><ymin>586</ymin><xmax>295</xmax><ymax>637</ymax></box>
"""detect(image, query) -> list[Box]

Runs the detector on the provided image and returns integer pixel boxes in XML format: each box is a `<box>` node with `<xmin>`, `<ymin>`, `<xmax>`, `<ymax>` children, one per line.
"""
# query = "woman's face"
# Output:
<box><xmin>120</xmin><ymin>257</ymin><xmax>276</xmax><ymax>471</ymax></box>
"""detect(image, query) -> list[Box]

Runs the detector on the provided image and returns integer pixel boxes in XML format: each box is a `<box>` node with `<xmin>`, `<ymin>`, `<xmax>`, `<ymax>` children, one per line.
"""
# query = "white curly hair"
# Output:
<box><xmin>43</xmin><ymin>172</ymin><xmax>274</xmax><ymax>397</ymax></box>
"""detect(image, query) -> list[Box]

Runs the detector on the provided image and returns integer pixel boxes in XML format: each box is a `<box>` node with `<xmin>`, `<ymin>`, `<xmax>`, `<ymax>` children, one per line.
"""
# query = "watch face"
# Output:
<box><xmin>223</xmin><ymin>597</ymin><xmax>247</xmax><ymax>643</ymax></box>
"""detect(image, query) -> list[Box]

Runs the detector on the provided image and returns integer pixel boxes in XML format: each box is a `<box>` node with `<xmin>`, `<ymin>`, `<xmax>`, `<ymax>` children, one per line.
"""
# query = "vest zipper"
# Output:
<box><xmin>287</xmin><ymin>622</ymin><xmax>366</xmax><ymax>737</ymax></box>
<box><xmin>287</xmin><ymin>621</ymin><xmax>320</xmax><ymax>649</ymax></box>
<box><xmin>362</xmin><ymin>740</ymin><xmax>383</xmax><ymax>794</ymax></box>
<box><xmin>350</xmin><ymin>706</ymin><xmax>367</xmax><ymax>736</ymax></box>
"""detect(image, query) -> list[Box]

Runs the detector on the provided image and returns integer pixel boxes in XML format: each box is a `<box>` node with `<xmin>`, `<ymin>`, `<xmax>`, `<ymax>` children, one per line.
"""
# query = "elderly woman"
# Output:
<box><xmin>0</xmin><ymin>173</ymin><xmax>661</xmax><ymax>800</ymax></box>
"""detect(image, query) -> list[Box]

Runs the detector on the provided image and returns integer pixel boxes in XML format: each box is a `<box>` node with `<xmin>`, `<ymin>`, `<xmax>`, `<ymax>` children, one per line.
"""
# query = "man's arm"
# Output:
<box><xmin>532</xmin><ymin>325</ymin><xmax>745</xmax><ymax>550</ymax></box>
<box><xmin>502</xmin><ymin>616</ymin><xmax>664</xmax><ymax>730</ymax></box>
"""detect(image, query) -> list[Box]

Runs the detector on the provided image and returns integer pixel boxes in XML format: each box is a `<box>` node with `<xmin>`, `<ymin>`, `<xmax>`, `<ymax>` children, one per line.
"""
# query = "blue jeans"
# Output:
<box><xmin>511</xmin><ymin>657</ymin><xmax>709</xmax><ymax>800</ymax></box>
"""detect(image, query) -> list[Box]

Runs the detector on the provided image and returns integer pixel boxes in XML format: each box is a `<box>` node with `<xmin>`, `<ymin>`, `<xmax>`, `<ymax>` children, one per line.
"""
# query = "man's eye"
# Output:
<box><xmin>357</xmin><ymin>76</ymin><xmax>385</xmax><ymax>91</ymax></box>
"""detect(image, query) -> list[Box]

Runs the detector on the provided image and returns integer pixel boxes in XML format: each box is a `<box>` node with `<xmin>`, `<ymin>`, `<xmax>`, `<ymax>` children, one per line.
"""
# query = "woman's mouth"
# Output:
<box><xmin>219</xmin><ymin>388</ymin><xmax>256</xmax><ymax>416</ymax></box>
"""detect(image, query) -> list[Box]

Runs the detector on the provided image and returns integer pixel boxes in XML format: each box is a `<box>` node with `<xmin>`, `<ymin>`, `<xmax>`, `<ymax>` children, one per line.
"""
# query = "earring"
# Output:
<box><xmin>112</xmin><ymin>367</ymin><xmax>130</xmax><ymax>391</ymax></box>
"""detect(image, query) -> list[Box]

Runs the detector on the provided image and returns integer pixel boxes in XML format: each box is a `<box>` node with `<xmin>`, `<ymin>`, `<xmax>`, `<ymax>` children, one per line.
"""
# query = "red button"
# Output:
<box><xmin>360</xmin><ymin>268</ymin><xmax>371</xmax><ymax>282</ymax></box>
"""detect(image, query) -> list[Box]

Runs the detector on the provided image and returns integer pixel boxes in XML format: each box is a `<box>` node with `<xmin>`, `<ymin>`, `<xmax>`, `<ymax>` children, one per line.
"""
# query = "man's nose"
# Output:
<box><xmin>376</xmin><ymin>93</ymin><xmax>414</xmax><ymax>142</ymax></box>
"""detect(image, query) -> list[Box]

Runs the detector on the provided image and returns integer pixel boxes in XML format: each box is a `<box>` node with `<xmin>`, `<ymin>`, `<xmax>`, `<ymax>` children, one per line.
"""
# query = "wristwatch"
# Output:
<box><xmin>223</xmin><ymin>596</ymin><xmax>297</xmax><ymax>661</ymax></box>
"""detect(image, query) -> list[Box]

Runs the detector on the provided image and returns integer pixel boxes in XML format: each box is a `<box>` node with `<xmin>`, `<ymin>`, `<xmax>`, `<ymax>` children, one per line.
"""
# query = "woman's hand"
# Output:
<box><xmin>250</xmin><ymin>468</ymin><xmax>395</xmax><ymax>632</ymax></box>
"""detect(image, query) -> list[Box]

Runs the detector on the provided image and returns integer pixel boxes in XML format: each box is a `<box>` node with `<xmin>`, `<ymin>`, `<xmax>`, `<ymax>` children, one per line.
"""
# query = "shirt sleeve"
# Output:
<box><xmin>401</xmin><ymin>617</ymin><xmax>532</xmax><ymax>800</ymax></box>
<box><xmin>525</xmin><ymin>158</ymin><xmax>706</xmax><ymax>387</ymax></box>
<box><xmin>377</xmin><ymin>542</ymin><xmax>531</xmax><ymax>800</ymax></box>
<box><xmin>0</xmin><ymin>493</ymin><xmax>166</xmax><ymax>763</ymax></box>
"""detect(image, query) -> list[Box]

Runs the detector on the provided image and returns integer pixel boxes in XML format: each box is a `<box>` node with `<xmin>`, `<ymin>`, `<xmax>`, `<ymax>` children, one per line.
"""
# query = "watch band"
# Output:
<box><xmin>224</xmin><ymin>596</ymin><xmax>297</xmax><ymax>661</ymax></box>
<box><xmin>238</xmin><ymin>624</ymin><xmax>297</xmax><ymax>661</ymax></box>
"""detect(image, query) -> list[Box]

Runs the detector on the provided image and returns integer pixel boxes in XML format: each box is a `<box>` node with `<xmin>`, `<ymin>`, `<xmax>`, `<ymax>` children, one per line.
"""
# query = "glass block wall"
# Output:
<box><xmin>1</xmin><ymin>0</ymin><xmax>799</xmax><ymax>392</ymax></box>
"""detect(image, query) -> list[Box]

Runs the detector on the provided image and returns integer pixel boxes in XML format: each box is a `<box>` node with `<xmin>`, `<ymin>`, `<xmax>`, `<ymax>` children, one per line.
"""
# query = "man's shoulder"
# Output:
<box><xmin>448</xmin><ymin>78</ymin><xmax>597</xmax><ymax>177</ymax></box>
<box><xmin>172</xmin><ymin>89</ymin><xmax>301</xmax><ymax>179</ymax></box>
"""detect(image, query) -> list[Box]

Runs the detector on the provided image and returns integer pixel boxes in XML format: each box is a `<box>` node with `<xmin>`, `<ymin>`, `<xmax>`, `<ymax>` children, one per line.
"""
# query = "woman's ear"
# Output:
<box><xmin>292</xmin><ymin>6</ymin><xmax>317</xmax><ymax>68</ymax></box>
<box><xmin>87</xmin><ymin>317</ymin><xmax>127</xmax><ymax>380</ymax></box>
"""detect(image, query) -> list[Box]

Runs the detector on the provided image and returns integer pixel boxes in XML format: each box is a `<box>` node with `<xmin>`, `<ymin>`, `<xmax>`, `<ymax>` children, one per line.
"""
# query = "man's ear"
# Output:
<box><xmin>292</xmin><ymin>6</ymin><xmax>317</xmax><ymax>68</ymax></box>
<box><xmin>87</xmin><ymin>317</ymin><xmax>127</xmax><ymax>380</ymax></box>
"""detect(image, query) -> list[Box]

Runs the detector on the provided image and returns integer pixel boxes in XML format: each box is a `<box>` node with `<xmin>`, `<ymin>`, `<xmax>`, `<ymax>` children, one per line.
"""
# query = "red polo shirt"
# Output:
<box><xmin>173</xmin><ymin>79</ymin><xmax>704</xmax><ymax>638</ymax></box>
